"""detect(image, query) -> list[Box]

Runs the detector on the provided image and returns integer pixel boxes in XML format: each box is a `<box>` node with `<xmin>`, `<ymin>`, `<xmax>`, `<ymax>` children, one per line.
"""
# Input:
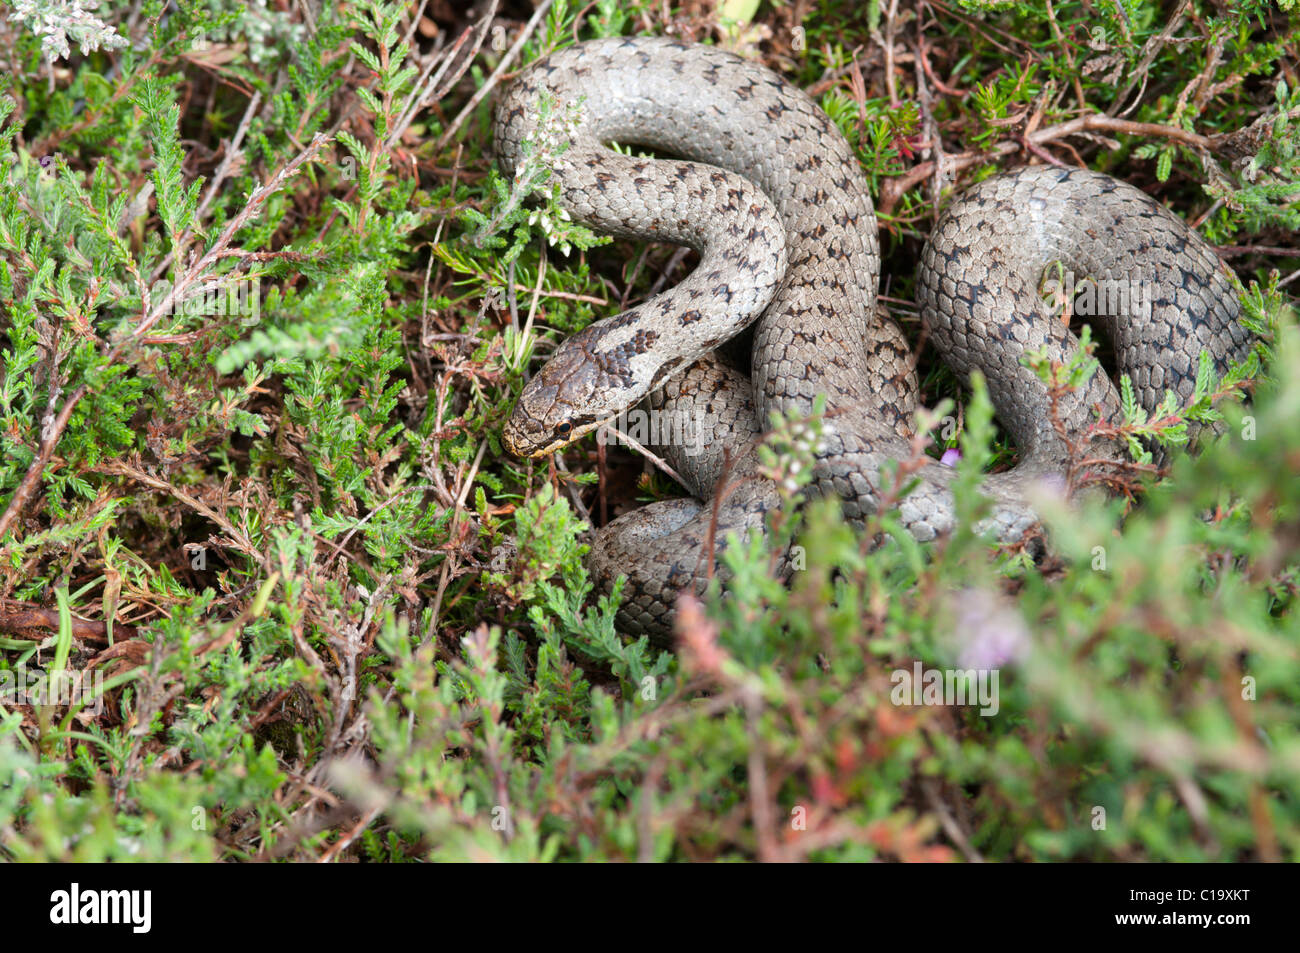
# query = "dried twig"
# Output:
<box><xmin>96</xmin><ymin>457</ymin><xmax>268</xmax><ymax>566</ymax></box>
<box><xmin>436</xmin><ymin>0</ymin><xmax>556</xmax><ymax>152</ymax></box>
<box><xmin>880</xmin><ymin>112</ymin><xmax>1225</xmax><ymax>214</ymax></box>
<box><xmin>384</xmin><ymin>0</ymin><xmax>498</xmax><ymax>153</ymax></box>
<box><xmin>0</xmin><ymin>599</ymin><xmax>135</xmax><ymax>644</ymax></box>
<box><xmin>1112</xmin><ymin>0</ymin><xmax>1193</xmax><ymax>118</ymax></box>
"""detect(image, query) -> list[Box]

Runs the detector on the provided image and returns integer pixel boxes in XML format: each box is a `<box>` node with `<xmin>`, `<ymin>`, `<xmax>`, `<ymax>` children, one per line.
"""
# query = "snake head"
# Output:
<box><xmin>502</xmin><ymin>336</ymin><xmax>627</xmax><ymax>457</ymax></box>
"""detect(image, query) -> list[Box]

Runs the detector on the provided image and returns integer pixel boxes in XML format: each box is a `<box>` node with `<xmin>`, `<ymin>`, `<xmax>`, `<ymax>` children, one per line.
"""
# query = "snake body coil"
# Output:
<box><xmin>495</xmin><ymin>37</ymin><xmax>1249</xmax><ymax>640</ymax></box>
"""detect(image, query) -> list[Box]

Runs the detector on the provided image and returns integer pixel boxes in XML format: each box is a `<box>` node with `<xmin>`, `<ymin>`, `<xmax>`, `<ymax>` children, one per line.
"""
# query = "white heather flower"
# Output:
<box><xmin>8</xmin><ymin>0</ymin><xmax>128</xmax><ymax>62</ymax></box>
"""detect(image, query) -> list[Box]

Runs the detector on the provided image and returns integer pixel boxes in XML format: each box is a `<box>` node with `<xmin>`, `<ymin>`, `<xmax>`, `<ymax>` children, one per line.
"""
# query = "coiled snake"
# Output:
<box><xmin>494</xmin><ymin>37</ymin><xmax>1249</xmax><ymax>640</ymax></box>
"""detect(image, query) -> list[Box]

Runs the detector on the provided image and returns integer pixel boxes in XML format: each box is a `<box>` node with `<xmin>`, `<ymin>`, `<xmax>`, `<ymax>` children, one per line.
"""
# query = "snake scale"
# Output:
<box><xmin>494</xmin><ymin>37</ymin><xmax>1250</xmax><ymax>640</ymax></box>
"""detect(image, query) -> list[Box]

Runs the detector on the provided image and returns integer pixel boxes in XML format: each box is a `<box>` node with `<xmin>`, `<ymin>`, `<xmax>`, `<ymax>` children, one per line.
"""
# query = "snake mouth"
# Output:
<box><xmin>501</xmin><ymin>420</ymin><xmax>551</xmax><ymax>459</ymax></box>
<box><xmin>502</xmin><ymin>412</ymin><xmax>613</xmax><ymax>458</ymax></box>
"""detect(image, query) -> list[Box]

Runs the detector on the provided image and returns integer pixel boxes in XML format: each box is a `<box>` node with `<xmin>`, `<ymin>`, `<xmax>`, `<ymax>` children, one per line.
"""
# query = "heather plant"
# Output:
<box><xmin>0</xmin><ymin>0</ymin><xmax>1297</xmax><ymax>862</ymax></box>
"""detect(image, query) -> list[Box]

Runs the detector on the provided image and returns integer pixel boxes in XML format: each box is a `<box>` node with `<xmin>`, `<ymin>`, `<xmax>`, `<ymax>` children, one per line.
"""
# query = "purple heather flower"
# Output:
<box><xmin>950</xmin><ymin>588</ymin><xmax>1031</xmax><ymax>669</ymax></box>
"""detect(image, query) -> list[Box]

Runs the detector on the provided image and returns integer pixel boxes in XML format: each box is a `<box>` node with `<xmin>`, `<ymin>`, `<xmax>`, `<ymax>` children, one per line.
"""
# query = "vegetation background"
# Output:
<box><xmin>0</xmin><ymin>0</ymin><xmax>1297</xmax><ymax>862</ymax></box>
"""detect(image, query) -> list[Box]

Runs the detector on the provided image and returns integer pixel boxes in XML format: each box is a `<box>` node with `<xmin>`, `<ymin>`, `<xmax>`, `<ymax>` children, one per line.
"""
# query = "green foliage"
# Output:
<box><xmin>1205</xmin><ymin>78</ymin><xmax>1300</xmax><ymax>234</ymax></box>
<box><xmin>134</xmin><ymin>76</ymin><xmax>201</xmax><ymax>257</ymax></box>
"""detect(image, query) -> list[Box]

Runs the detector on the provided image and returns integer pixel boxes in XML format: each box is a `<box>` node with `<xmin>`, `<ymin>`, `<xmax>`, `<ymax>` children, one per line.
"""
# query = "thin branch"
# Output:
<box><xmin>384</xmin><ymin>2</ymin><xmax>496</xmax><ymax>154</ymax></box>
<box><xmin>0</xmin><ymin>134</ymin><xmax>328</xmax><ymax>543</ymax></box>
<box><xmin>97</xmin><ymin>458</ymin><xmax>267</xmax><ymax>566</ymax></box>
<box><xmin>880</xmin><ymin>111</ymin><xmax>1225</xmax><ymax>214</ymax></box>
<box><xmin>594</xmin><ymin>424</ymin><xmax>689</xmax><ymax>488</ymax></box>
<box><xmin>435</xmin><ymin>0</ymin><xmax>556</xmax><ymax>152</ymax></box>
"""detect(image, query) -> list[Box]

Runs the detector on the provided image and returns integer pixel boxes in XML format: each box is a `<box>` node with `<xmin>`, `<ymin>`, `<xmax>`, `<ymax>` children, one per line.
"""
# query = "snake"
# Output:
<box><xmin>493</xmin><ymin>36</ymin><xmax>1250</xmax><ymax>641</ymax></box>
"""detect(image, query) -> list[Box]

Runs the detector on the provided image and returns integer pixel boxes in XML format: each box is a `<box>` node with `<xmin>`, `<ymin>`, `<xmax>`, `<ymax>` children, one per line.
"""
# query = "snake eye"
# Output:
<box><xmin>556</xmin><ymin>421</ymin><xmax>572</xmax><ymax>437</ymax></box>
